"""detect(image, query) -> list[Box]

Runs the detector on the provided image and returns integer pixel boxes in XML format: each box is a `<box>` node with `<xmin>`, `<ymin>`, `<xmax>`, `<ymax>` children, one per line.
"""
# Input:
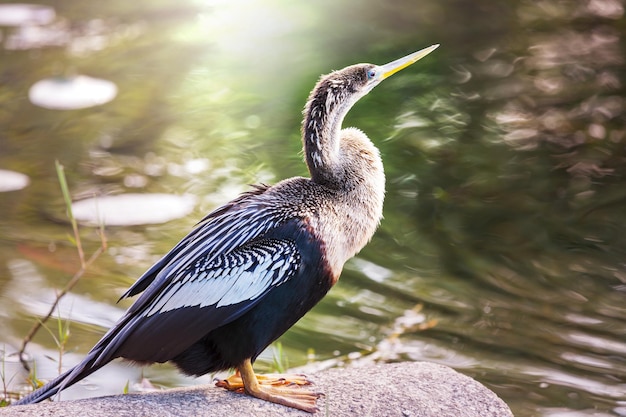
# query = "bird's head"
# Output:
<box><xmin>360</xmin><ymin>43</ymin><xmax>440</xmax><ymax>94</ymax></box>
<box><xmin>309</xmin><ymin>44</ymin><xmax>440</xmax><ymax>118</ymax></box>
<box><xmin>302</xmin><ymin>44</ymin><xmax>439</xmax><ymax>183</ymax></box>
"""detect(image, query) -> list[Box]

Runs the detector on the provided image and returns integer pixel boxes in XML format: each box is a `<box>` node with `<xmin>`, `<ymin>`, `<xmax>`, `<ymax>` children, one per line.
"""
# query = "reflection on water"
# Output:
<box><xmin>29</xmin><ymin>75</ymin><xmax>118</xmax><ymax>110</ymax></box>
<box><xmin>1</xmin><ymin>0</ymin><xmax>625</xmax><ymax>416</ymax></box>
<box><xmin>0</xmin><ymin>169</ymin><xmax>30</xmax><ymax>192</ymax></box>
<box><xmin>71</xmin><ymin>193</ymin><xmax>196</xmax><ymax>226</ymax></box>
<box><xmin>4</xmin><ymin>258</ymin><xmax>123</xmax><ymax>329</ymax></box>
<box><xmin>0</xmin><ymin>3</ymin><xmax>55</xmax><ymax>27</ymax></box>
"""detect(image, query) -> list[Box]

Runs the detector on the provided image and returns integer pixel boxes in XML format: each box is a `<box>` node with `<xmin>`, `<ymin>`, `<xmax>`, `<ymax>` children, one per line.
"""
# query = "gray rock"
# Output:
<box><xmin>1</xmin><ymin>362</ymin><xmax>513</xmax><ymax>417</ymax></box>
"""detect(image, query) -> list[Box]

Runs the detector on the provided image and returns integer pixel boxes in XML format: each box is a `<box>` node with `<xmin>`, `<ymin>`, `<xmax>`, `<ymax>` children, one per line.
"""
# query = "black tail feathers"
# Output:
<box><xmin>12</xmin><ymin>351</ymin><xmax>104</xmax><ymax>406</ymax></box>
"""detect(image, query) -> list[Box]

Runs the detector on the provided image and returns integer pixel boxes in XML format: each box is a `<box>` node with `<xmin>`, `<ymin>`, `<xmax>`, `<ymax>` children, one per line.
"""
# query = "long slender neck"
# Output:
<box><xmin>299</xmin><ymin>69</ymin><xmax>385</xmax><ymax>273</ymax></box>
<box><xmin>301</xmin><ymin>77</ymin><xmax>361</xmax><ymax>186</ymax></box>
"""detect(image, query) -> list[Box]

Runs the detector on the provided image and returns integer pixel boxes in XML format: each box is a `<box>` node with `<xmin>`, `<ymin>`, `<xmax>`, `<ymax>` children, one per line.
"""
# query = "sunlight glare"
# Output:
<box><xmin>196</xmin><ymin>0</ymin><xmax>315</xmax><ymax>65</ymax></box>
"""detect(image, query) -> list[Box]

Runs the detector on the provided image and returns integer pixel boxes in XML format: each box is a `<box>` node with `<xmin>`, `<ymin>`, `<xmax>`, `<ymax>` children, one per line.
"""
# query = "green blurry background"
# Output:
<box><xmin>1</xmin><ymin>0</ymin><xmax>625</xmax><ymax>415</ymax></box>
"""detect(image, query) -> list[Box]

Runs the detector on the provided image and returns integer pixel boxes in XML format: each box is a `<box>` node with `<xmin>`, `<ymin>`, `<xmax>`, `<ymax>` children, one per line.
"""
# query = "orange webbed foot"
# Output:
<box><xmin>215</xmin><ymin>360</ymin><xmax>322</xmax><ymax>413</ymax></box>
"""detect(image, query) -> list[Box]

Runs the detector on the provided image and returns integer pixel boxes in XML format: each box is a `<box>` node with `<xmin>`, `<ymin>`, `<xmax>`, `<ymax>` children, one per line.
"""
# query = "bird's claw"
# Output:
<box><xmin>215</xmin><ymin>372</ymin><xmax>313</xmax><ymax>390</ymax></box>
<box><xmin>215</xmin><ymin>371</ymin><xmax>322</xmax><ymax>413</ymax></box>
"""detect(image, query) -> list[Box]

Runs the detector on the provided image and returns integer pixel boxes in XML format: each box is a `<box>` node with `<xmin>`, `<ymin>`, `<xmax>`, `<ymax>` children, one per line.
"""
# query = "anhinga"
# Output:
<box><xmin>13</xmin><ymin>44</ymin><xmax>439</xmax><ymax>413</ymax></box>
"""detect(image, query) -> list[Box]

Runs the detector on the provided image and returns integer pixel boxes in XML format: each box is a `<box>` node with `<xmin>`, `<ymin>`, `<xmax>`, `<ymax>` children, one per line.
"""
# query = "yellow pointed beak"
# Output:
<box><xmin>380</xmin><ymin>44</ymin><xmax>440</xmax><ymax>80</ymax></box>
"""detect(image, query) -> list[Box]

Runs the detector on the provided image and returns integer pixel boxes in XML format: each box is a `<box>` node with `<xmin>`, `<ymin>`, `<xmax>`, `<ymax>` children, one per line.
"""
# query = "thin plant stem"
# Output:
<box><xmin>1</xmin><ymin>346</ymin><xmax>7</xmax><ymax>402</ymax></box>
<box><xmin>18</xmin><ymin>161</ymin><xmax>107</xmax><ymax>372</ymax></box>
<box><xmin>55</xmin><ymin>160</ymin><xmax>85</xmax><ymax>267</ymax></box>
<box><xmin>18</xmin><ymin>245</ymin><xmax>105</xmax><ymax>371</ymax></box>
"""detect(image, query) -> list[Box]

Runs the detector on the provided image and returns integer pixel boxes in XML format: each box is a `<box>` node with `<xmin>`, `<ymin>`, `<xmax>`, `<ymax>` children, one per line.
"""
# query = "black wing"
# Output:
<box><xmin>96</xmin><ymin>237</ymin><xmax>301</xmax><ymax>363</ymax></box>
<box><xmin>90</xmin><ymin>194</ymin><xmax>300</xmax><ymax>365</ymax></box>
<box><xmin>119</xmin><ymin>184</ymin><xmax>273</xmax><ymax>301</ymax></box>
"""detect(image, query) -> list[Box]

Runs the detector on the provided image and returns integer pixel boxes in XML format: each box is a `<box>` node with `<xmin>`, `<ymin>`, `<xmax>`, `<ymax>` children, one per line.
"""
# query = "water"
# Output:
<box><xmin>1</xmin><ymin>0</ymin><xmax>625</xmax><ymax>415</ymax></box>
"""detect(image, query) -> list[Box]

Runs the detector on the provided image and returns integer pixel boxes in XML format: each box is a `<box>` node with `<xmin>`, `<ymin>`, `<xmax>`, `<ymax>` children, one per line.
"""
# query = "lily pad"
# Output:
<box><xmin>71</xmin><ymin>193</ymin><xmax>196</xmax><ymax>226</ymax></box>
<box><xmin>0</xmin><ymin>169</ymin><xmax>30</xmax><ymax>192</ymax></box>
<box><xmin>0</xmin><ymin>3</ymin><xmax>55</xmax><ymax>27</ymax></box>
<box><xmin>29</xmin><ymin>75</ymin><xmax>118</xmax><ymax>110</ymax></box>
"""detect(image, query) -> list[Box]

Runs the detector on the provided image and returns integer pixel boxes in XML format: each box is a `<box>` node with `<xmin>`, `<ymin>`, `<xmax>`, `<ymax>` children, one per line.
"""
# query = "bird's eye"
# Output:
<box><xmin>367</xmin><ymin>68</ymin><xmax>377</xmax><ymax>79</ymax></box>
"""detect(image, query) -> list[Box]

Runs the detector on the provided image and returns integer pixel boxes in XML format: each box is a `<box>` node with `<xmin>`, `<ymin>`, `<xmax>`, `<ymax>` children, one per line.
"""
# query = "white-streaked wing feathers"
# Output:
<box><xmin>143</xmin><ymin>239</ymin><xmax>300</xmax><ymax>316</ymax></box>
<box><xmin>89</xmin><ymin>202</ymin><xmax>301</xmax><ymax>366</ymax></box>
<box><xmin>123</xmin><ymin>201</ymin><xmax>291</xmax><ymax>315</ymax></box>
